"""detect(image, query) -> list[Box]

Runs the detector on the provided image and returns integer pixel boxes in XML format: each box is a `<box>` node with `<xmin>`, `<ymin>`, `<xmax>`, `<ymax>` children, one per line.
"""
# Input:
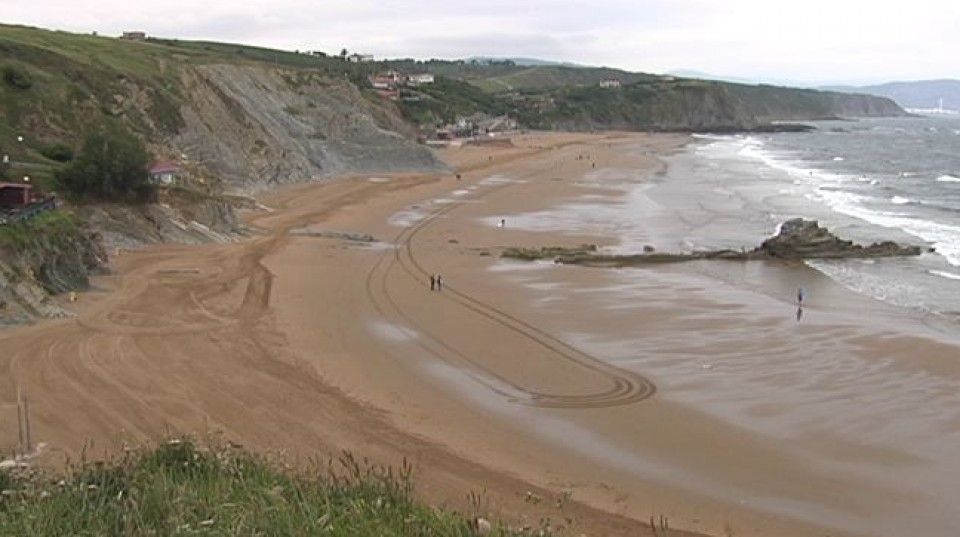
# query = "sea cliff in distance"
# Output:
<box><xmin>821</xmin><ymin>79</ymin><xmax>960</xmax><ymax>113</ymax></box>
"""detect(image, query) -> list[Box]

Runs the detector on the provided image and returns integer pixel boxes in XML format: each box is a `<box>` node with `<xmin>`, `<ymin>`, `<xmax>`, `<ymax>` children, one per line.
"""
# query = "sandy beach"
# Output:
<box><xmin>4</xmin><ymin>132</ymin><xmax>960</xmax><ymax>536</ymax></box>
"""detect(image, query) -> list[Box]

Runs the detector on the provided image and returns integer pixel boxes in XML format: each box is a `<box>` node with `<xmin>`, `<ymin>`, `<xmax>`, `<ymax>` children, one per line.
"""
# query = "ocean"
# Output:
<box><xmin>651</xmin><ymin>115</ymin><xmax>960</xmax><ymax>324</ymax></box>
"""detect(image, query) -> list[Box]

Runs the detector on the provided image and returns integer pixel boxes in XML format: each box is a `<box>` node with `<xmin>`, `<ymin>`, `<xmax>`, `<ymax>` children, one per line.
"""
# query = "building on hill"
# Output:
<box><xmin>347</xmin><ymin>53</ymin><xmax>374</xmax><ymax>63</ymax></box>
<box><xmin>148</xmin><ymin>161</ymin><xmax>180</xmax><ymax>185</ymax></box>
<box><xmin>0</xmin><ymin>182</ymin><xmax>32</xmax><ymax>208</ymax></box>
<box><xmin>370</xmin><ymin>75</ymin><xmax>393</xmax><ymax>89</ymax></box>
<box><xmin>407</xmin><ymin>73</ymin><xmax>435</xmax><ymax>86</ymax></box>
<box><xmin>370</xmin><ymin>71</ymin><xmax>404</xmax><ymax>94</ymax></box>
<box><xmin>120</xmin><ymin>31</ymin><xmax>147</xmax><ymax>41</ymax></box>
<box><xmin>599</xmin><ymin>79</ymin><xmax>622</xmax><ymax>89</ymax></box>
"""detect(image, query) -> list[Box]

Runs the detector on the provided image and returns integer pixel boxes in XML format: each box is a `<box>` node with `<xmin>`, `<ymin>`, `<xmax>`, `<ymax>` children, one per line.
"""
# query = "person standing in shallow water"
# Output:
<box><xmin>797</xmin><ymin>287</ymin><xmax>805</xmax><ymax>306</ymax></box>
<box><xmin>430</xmin><ymin>275</ymin><xmax>436</xmax><ymax>291</ymax></box>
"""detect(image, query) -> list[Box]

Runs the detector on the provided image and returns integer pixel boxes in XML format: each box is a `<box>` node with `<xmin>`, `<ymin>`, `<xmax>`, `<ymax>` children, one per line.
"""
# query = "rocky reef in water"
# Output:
<box><xmin>752</xmin><ymin>218</ymin><xmax>923</xmax><ymax>259</ymax></box>
<box><xmin>503</xmin><ymin>218</ymin><xmax>926</xmax><ymax>267</ymax></box>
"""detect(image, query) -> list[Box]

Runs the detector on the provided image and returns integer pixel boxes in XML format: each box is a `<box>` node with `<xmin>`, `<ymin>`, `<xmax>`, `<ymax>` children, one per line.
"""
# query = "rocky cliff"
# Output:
<box><xmin>174</xmin><ymin>64</ymin><xmax>446</xmax><ymax>192</ymax></box>
<box><xmin>0</xmin><ymin>214</ymin><xmax>107</xmax><ymax>324</ymax></box>
<box><xmin>0</xmin><ymin>191</ymin><xmax>247</xmax><ymax>324</ymax></box>
<box><xmin>73</xmin><ymin>189</ymin><xmax>249</xmax><ymax>250</ymax></box>
<box><xmin>520</xmin><ymin>80</ymin><xmax>906</xmax><ymax>133</ymax></box>
<box><xmin>720</xmin><ymin>84</ymin><xmax>909</xmax><ymax>122</ymax></box>
<box><xmin>755</xmin><ymin>218</ymin><xmax>923</xmax><ymax>259</ymax></box>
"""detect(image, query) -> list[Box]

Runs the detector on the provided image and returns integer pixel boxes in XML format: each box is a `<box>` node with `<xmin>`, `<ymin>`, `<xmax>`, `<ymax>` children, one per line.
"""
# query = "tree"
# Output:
<box><xmin>54</xmin><ymin>126</ymin><xmax>154</xmax><ymax>202</ymax></box>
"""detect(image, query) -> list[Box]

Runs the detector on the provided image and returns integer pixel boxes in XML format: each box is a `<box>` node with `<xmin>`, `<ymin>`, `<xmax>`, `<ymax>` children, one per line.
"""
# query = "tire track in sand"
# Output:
<box><xmin>365</xmin><ymin>167</ymin><xmax>655</xmax><ymax>409</ymax></box>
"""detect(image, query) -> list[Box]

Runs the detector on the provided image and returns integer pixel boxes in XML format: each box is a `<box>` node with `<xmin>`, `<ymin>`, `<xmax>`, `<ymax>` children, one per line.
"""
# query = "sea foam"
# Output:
<box><xmin>929</xmin><ymin>269</ymin><xmax>960</xmax><ymax>281</ymax></box>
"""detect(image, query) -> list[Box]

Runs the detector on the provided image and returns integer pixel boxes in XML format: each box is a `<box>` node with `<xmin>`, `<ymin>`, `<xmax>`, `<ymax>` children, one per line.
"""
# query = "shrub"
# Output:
<box><xmin>39</xmin><ymin>142</ymin><xmax>75</xmax><ymax>162</ymax></box>
<box><xmin>1</xmin><ymin>64</ymin><xmax>33</xmax><ymax>90</ymax></box>
<box><xmin>54</xmin><ymin>125</ymin><xmax>154</xmax><ymax>203</ymax></box>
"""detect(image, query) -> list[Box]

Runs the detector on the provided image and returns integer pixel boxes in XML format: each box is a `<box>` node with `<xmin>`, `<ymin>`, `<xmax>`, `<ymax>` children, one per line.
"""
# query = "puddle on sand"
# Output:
<box><xmin>421</xmin><ymin>360</ymin><xmax>871</xmax><ymax>536</ymax></box>
<box><xmin>368</xmin><ymin>320</ymin><xmax>420</xmax><ymax>343</ymax></box>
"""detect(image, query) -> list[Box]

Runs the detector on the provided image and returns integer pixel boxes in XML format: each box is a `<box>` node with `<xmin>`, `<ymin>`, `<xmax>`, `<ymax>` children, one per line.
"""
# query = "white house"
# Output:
<box><xmin>148</xmin><ymin>161</ymin><xmax>180</xmax><ymax>185</ymax></box>
<box><xmin>407</xmin><ymin>73</ymin><xmax>435</xmax><ymax>86</ymax></box>
<box><xmin>347</xmin><ymin>53</ymin><xmax>374</xmax><ymax>63</ymax></box>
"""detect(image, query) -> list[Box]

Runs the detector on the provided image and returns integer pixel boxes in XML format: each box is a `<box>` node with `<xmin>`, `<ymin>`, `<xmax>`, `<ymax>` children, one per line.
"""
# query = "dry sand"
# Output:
<box><xmin>3</xmin><ymin>132</ymin><xmax>960</xmax><ymax>536</ymax></box>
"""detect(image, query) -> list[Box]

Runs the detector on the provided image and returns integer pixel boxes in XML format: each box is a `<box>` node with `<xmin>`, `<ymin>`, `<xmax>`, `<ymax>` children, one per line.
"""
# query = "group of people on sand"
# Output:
<box><xmin>429</xmin><ymin>274</ymin><xmax>443</xmax><ymax>291</ymax></box>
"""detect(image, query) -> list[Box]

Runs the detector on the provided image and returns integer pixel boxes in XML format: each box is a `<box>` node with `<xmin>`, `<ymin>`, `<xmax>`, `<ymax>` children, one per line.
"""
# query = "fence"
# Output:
<box><xmin>0</xmin><ymin>197</ymin><xmax>58</xmax><ymax>226</ymax></box>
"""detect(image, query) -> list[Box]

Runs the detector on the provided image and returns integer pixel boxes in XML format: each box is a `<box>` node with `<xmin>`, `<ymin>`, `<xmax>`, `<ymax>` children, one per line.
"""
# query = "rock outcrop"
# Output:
<box><xmin>0</xmin><ymin>219</ymin><xmax>107</xmax><ymax>324</ymax></box>
<box><xmin>175</xmin><ymin>65</ymin><xmax>447</xmax><ymax>192</ymax></box>
<box><xmin>754</xmin><ymin>218</ymin><xmax>923</xmax><ymax>259</ymax></box>
<box><xmin>1</xmin><ymin>191</ymin><xmax>249</xmax><ymax>325</ymax></box>
<box><xmin>73</xmin><ymin>190</ymin><xmax>249</xmax><ymax>251</ymax></box>
<box><xmin>529</xmin><ymin>218</ymin><xmax>925</xmax><ymax>267</ymax></box>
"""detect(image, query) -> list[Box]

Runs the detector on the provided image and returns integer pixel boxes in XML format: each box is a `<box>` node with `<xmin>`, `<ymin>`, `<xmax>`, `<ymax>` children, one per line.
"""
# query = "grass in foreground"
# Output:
<box><xmin>0</xmin><ymin>439</ymin><xmax>536</xmax><ymax>536</ymax></box>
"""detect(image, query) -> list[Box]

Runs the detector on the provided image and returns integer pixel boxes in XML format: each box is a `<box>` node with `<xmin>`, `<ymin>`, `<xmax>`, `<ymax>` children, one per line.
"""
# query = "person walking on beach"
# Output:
<box><xmin>797</xmin><ymin>287</ymin><xmax>805</xmax><ymax>306</ymax></box>
<box><xmin>436</xmin><ymin>274</ymin><xmax>443</xmax><ymax>291</ymax></box>
<box><xmin>430</xmin><ymin>274</ymin><xmax>436</xmax><ymax>291</ymax></box>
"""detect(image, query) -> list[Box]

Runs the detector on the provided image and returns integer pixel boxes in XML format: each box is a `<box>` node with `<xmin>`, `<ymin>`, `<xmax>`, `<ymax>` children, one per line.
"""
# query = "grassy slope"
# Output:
<box><xmin>0</xmin><ymin>25</ymin><xmax>187</xmax><ymax>188</ymax></box>
<box><xmin>0</xmin><ymin>440</ymin><xmax>539</xmax><ymax>536</ymax></box>
<box><xmin>0</xmin><ymin>24</ymin><xmax>382</xmax><ymax>187</ymax></box>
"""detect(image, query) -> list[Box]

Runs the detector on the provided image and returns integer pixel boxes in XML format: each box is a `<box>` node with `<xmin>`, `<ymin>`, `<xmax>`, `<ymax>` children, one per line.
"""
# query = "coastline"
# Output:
<box><xmin>3</xmin><ymin>132</ymin><xmax>960</xmax><ymax>536</ymax></box>
<box><xmin>262</xmin><ymin>132</ymin><xmax>865</xmax><ymax>537</ymax></box>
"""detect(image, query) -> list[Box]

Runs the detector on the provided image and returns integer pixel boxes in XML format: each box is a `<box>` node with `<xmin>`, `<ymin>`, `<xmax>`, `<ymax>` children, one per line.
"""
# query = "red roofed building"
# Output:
<box><xmin>149</xmin><ymin>161</ymin><xmax>180</xmax><ymax>185</ymax></box>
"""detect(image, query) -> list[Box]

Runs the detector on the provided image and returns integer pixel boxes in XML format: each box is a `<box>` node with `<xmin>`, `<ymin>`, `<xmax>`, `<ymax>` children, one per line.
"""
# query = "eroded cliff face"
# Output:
<box><xmin>173</xmin><ymin>65</ymin><xmax>446</xmax><ymax>192</ymax></box>
<box><xmin>73</xmin><ymin>197</ymin><xmax>245</xmax><ymax>251</ymax></box>
<box><xmin>0</xmin><ymin>223</ymin><xmax>107</xmax><ymax>324</ymax></box>
<box><xmin>0</xmin><ymin>193</ymin><xmax>249</xmax><ymax>324</ymax></box>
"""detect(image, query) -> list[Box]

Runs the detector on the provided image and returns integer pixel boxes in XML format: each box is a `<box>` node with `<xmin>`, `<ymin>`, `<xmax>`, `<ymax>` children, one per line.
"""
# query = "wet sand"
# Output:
<box><xmin>4</xmin><ymin>132</ymin><xmax>960</xmax><ymax>536</ymax></box>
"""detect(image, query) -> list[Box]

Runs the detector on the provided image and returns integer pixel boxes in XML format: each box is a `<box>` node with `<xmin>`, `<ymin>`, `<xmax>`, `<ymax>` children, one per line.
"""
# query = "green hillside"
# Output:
<box><xmin>384</xmin><ymin>58</ymin><xmax>909</xmax><ymax>131</ymax></box>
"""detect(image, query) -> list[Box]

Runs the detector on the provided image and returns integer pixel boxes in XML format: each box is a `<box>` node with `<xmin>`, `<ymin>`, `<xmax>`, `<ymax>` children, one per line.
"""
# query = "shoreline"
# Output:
<box><xmin>263</xmin><ymin>132</ymin><xmax>868</xmax><ymax>537</ymax></box>
<box><xmin>3</xmin><ymin>132</ymin><xmax>960</xmax><ymax>536</ymax></box>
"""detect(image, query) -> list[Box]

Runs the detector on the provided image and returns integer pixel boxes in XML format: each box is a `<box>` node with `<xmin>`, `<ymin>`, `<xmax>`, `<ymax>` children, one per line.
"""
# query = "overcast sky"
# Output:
<box><xmin>6</xmin><ymin>0</ymin><xmax>958</xmax><ymax>84</ymax></box>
